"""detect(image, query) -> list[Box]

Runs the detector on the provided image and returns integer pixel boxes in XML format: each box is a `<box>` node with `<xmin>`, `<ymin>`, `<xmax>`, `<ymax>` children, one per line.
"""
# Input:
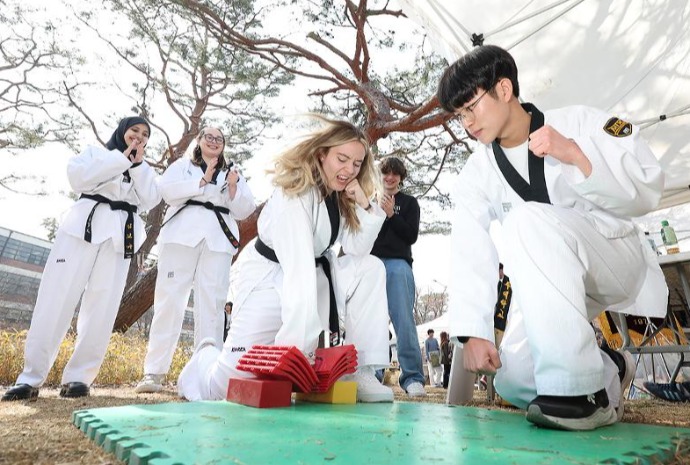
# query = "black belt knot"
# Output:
<box><xmin>255</xmin><ymin>238</ymin><xmax>340</xmax><ymax>345</ymax></box>
<box><xmin>80</xmin><ymin>193</ymin><xmax>138</xmax><ymax>259</ymax></box>
<box><xmin>163</xmin><ymin>199</ymin><xmax>239</xmax><ymax>248</ymax></box>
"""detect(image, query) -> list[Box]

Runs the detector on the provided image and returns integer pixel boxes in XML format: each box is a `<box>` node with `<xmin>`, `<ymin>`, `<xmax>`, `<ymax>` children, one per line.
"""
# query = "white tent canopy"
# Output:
<box><xmin>398</xmin><ymin>0</ymin><xmax>690</xmax><ymax>209</ymax></box>
<box><xmin>416</xmin><ymin>313</ymin><xmax>450</xmax><ymax>346</ymax></box>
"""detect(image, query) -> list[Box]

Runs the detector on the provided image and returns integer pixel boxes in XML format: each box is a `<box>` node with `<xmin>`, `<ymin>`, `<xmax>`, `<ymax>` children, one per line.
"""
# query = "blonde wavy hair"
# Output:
<box><xmin>269</xmin><ymin>116</ymin><xmax>377</xmax><ymax>232</ymax></box>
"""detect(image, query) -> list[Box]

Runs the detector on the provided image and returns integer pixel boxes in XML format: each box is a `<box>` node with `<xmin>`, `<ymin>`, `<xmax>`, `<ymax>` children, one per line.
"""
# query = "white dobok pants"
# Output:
<box><xmin>495</xmin><ymin>203</ymin><xmax>647</xmax><ymax>409</ymax></box>
<box><xmin>143</xmin><ymin>241</ymin><xmax>231</xmax><ymax>375</ymax></box>
<box><xmin>17</xmin><ymin>231</ymin><xmax>129</xmax><ymax>387</ymax></box>
<box><xmin>427</xmin><ymin>360</ymin><xmax>443</xmax><ymax>386</ymax></box>
<box><xmin>178</xmin><ymin>254</ymin><xmax>389</xmax><ymax>400</ymax></box>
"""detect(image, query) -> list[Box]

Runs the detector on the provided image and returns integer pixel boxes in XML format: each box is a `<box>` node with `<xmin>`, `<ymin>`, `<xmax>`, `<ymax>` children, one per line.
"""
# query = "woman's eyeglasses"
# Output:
<box><xmin>203</xmin><ymin>134</ymin><xmax>224</xmax><ymax>144</ymax></box>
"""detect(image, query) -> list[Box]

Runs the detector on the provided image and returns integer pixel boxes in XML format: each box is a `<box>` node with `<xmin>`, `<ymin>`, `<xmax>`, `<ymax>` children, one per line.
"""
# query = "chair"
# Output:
<box><xmin>600</xmin><ymin>291</ymin><xmax>690</xmax><ymax>397</ymax></box>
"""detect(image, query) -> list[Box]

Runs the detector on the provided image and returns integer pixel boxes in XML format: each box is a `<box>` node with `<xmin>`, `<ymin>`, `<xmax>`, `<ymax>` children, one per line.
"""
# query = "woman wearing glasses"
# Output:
<box><xmin>136</xmin><ymin>127</ymin><xmax>256</xmax><ymax>393</ymax></box>
<box><xmin>176</xmin><ymin>116</ymin><xmax>393</xmax><ymax>403</ymax></box>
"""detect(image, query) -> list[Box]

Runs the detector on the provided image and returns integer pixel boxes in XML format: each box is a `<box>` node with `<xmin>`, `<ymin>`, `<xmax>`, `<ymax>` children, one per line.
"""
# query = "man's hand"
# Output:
<box><xmin>529</xmin><ymin>125</ymin><xmax>592</xmax><ymax>176</ymax></box>
<box><xmin>462</xmin><ymin>337</ymin><xmax>502</xmax><ymax>375</ymax></box>
<box><xmin>378</xmin><ymin>193</ymin><xmax>395</xmax><ymax>218</ymax></box>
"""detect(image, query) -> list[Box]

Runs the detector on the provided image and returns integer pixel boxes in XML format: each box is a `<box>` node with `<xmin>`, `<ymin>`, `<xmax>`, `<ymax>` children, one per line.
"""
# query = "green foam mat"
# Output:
<box><xmin>73</xmin><ymin>401</ymin><xmax>690</xmax><ymax>465</ymax></box>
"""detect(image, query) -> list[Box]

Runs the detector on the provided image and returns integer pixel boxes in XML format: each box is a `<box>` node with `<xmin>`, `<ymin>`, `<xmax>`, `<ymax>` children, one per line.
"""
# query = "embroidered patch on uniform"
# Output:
<box><xmin>502</xmin><ymin>202</ymin><xmax>512</xmax><ymax>213</ymax></box>
<box><xmin>56</xmin><ymin>258</ymin><xmax>66</xmax><ymax>263</ymax></box>
<box><xmin>231</xmin><ymin>346</ymin><xmax>246</xmax><ymax>353</ymax></box>
<box><xmin>168</xmin><ymin>271</ymin><xmax>174</xmax><ymax>278</ymax></box>
<box><xmin>603</xmin><ymin>117</ymin><xmax>633</xmax><ymax>137</ymax></box>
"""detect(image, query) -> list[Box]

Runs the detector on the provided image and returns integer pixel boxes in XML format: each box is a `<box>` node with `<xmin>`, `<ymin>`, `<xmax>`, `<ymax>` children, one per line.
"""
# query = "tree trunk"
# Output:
<box><xmin>113</xmin><ymin>203</ymin><xmax>264</xmax><ymax>332</ymax></box>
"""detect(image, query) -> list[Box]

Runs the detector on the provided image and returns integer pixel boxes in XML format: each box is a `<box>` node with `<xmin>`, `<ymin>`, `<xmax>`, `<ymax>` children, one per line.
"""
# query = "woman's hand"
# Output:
<box><xmin>200</xmin><ymin>157</ymin><xmax>219</xmax><ymax>186</ymax></box>
<box><xmin>226</xmin><ymin>167</ymin><xmax>240</xmax><ymax>186</ymax></box>
<box><xmin>225</xmin><ymin>167</ymin><xmax>239</xmax><ymax>199</ymax></box>
<box><xmin>124</xmin><ymin>140</ymin><xmax>145</xmax><ymax>164</ymax></box>
<box><xmin>344</xmin><ymin>179</ymin><xmax>370</xmax><ymax>210</ymax></box>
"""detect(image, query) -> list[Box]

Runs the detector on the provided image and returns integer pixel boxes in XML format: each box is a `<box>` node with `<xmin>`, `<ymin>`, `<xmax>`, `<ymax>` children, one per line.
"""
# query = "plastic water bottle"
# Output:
<box><xmin>660</xmin><ymin>220</ymin><xmax>680</xmax><ymax>254</ymax></box>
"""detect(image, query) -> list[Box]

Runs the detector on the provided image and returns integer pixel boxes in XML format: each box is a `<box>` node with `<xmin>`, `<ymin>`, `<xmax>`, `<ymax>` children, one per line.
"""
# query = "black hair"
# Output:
<box><xmin>499</xmin><ymin>262</ymin><xmax>504</xmax><ymax>270</ymax></box>
<box><xmin>437</xmin><ymin>45</ymin><xmax>520</xmax><ymax>113</ymax></box>
<box><xmin>427</xmin><ymin>329</ymin><xmax>434</xmax><ymax>335</ymax></box>
<box><xmin>379</xmin><ymin>156</ymin><xmax>407</xmax><ymax>182</ymax></box>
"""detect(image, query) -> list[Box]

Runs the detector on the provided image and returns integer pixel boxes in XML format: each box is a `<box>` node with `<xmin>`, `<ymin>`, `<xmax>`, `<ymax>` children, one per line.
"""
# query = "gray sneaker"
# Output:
<box><xmin>405</xmin><ymin>382</ymin><xmax>427</xmax><ymax>398</ymax></box>
<box><xmin>135</xmin><ymin>374</ymin><xmax>165</xmax><ymax>393</ymax></box>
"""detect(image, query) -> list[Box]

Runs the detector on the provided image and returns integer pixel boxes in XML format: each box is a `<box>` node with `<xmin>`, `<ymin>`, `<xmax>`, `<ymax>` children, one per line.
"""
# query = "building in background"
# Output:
<box><xmin>0</xmin><ymin>227</ymin><xmax>50</xmax><ymax>329</ymax></box>
<box><xmin>0</xmin><ymin>226</ymin><xmax>194</xmax><ymax>339</ymax></box>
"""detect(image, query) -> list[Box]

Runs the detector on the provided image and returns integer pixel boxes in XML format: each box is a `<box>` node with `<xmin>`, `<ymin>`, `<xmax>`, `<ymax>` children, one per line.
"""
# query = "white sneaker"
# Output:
<box><xmin>135</xmin><ymin>374</ymin><xmax>165</xmax><ymax>393</ymax></box>
<box><xmin>405</xmin><ymin>382</ymin><xmax>427</xmax><ymax>398</ymax></box>
<box><xmin>343</xmin><ymin>366</ymin><xmax>394</xmax><ymax>403</ymax></box>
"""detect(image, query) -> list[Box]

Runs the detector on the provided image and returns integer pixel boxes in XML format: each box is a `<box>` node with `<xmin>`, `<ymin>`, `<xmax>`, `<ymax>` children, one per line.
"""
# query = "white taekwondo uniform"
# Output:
<box><xmin>17</xmin><ymin>145</ymin><xmax>160</xmax><ymax>387</ymax></box>
<box><xmin>177</xmin><ymin>186</ymin><xmax>390</xmax><ymax>400</ymax></box>
<box><xmin>449</xmin><ymin>104</ymin><xmax>667</xmax><ymax>409</ymax></box>
<box><xmin>143</xmin><ymin>157</ymin><xmax>256</xmax><ymax>376</ymax></box>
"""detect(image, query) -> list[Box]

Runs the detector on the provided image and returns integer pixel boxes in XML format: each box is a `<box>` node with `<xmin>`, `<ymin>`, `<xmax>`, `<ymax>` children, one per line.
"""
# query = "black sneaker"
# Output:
<box><xmin>1</xmin><ymin>384</ymin><xmax>39</xmax><ymax>402</ymax></box>
<box><xmin>59</xmin><ymin>382</ymin><xmax>90</xmax><ymax>398</ymax></box>
<box><xmin>526</xmin><ymin>389</ymin><xmax>617</xmax><ymax>431</ymax></box>
<box><xmin>643</xmin><ymin>381</ymin><xmax>690</xmax><ymax>402</ymax></box>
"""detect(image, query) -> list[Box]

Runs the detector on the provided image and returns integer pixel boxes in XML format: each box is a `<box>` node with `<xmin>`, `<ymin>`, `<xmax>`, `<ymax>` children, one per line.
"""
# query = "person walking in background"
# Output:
<box><xmin>135</xmin><ymin>127</ymin><xmax>255</xmax><ymax>394</ymax></box>
<box><xmin>223</xmin><ymin>301</ymin><xmax>233</xmax><ymax>342</ymax></box>
<box><xmin>2</xmin><ymin>116</ymin><xmax>161</xmax><ymax>401</ymax></box>
<box><xmin>440</xmin><ymin>331</ymin><xmax>453</xmax><ymax>389</ymax></box>
<box><xmin>176</xmin><ymin>116</ymin><xmax>393</xmax><ymax>403</ymax></box>
<box><xmin>493</xmin><ymin>263</ymin><xmax>512</xmax><ymax>348</ymax></box>
<box><xmin>425</xmin><ymin>329</ymin><xmax>443</xmax><ymax>387</ymax></box>
<box><xmin>437</xmin><ymin>45</ymin><xmax>666</xmax><ymax>430</ymax></box>
<box><xmin>371</xmin><ymin>157</ymin><xmax>426</xmax><ymax>397</ymax></box>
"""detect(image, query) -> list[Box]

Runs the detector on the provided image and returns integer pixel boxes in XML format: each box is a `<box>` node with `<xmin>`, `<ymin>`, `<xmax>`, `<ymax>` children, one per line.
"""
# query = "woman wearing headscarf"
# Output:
<box><xmin>136</xmin><ymin>127</ymin><xmax>255</xmax><ymax>393</ymax></box>
<box><xmin>177</xmin><ymin>116</ymin><xmax>393</xmax><ymax>403</ymax></box>
<box><xmin>2</xmin><ymin>116</ymin><xmax>161</xmax><ymax>401</ymax></box>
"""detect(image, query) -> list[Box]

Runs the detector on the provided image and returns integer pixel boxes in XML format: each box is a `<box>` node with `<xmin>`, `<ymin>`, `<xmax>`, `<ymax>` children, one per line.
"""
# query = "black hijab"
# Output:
<box><xmin>106</xmin><ymin>116</ymin><xmax>151</xmax><ymax>153</ymax></box>
<box><xmin>106</xmin><ymin>116</ymin><xmax>151</xmax><ymax>182</ymax></box>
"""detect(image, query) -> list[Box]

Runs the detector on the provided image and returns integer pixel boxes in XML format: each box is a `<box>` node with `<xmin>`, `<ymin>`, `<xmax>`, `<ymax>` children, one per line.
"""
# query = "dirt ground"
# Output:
<box><xmin>1</xmin><ymin>384</ymin><xmax>689</xmax><ymax>465</ymax></box>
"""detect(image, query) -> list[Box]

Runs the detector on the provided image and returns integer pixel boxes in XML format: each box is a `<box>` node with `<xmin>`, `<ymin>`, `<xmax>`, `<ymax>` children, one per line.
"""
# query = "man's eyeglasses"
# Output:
<box><xmin>203</xmin><ymin>134</ymin><xmax>224</xmax><ymax>144</ymax></box>
<box><xmin>455</xmin><ymin>88</ymin><xmax>491</xmax><ymax>122</ymax></box>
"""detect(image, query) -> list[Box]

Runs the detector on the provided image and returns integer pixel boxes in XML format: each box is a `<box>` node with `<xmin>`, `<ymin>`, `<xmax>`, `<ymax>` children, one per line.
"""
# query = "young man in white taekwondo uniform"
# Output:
<box><xmin>437</xmin><ymin>45</ymin><xmax>667</xmax><ymax>431</ymax></box>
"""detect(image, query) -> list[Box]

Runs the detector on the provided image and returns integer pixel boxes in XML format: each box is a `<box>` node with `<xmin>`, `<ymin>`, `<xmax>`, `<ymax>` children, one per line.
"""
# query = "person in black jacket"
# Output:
<box><xmin>371</xmin><ymin>157</ymin><xmax>427</xmax><ymax>397</ymax></box>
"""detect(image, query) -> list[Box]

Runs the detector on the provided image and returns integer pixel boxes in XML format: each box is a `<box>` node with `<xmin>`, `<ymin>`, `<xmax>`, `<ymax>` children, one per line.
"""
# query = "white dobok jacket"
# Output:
<box><xmin>157</xmin><ymin>158</ymin><xmax>256</xmax><ymax>253</ymax></box>
<box><xmin>450</xmin><ymin>105</ymin><xmax>668</xmax><ymax>344</ymax></box>
<box><xmin>232</xmin><ymin>187</ymin><xmax>386</xmax><ymax>350</ymax></box>
<box><xmin>60</xmin><ymin>145</ymin><xmax>161</xmax><ymax>254</ymax></box>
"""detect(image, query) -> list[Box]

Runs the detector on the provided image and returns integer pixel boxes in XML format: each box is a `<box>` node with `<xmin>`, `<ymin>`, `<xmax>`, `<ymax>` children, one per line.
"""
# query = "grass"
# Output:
<box><xmin>0</xmin><ymin>329</ymin><xmax>193</xmax><ymax>386</ymax></box>
<box><xmin>1</xmin><ymin>330</ymin><xmax>690</xmax><ymax>464</ymax></box>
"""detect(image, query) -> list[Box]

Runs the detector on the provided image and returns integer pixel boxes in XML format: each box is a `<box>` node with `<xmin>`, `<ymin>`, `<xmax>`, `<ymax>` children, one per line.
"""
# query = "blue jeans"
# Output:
<box><xmin>380</xmin><ymin>258</ymin><xmax>425</xmax><ymax>390</ymax></box>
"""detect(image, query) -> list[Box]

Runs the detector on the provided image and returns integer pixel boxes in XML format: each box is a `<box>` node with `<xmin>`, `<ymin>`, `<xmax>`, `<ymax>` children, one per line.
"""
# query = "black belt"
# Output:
<box><xmin>163</xmin><ymin>199</ymin><xmax>240</xmax><ymax>248</ymax></box>
<box><xmin>255</xmin><ymin>238</ymin><xmax>340</xmax><ymax>345</ymax></box>
<box><xmin>80</xmin><ymin>194</ymin><xmax>138</xmax><ymax>259</ymax></box>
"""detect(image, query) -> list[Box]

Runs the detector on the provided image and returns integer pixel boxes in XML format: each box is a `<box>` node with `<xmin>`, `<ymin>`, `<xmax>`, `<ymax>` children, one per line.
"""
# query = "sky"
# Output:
<box><xmin>2</xmin><ymin>0</ymin><xmax>689</xmax><ymax>295</ymax></box>
<box><xmin>0</xmin><ymin>0</ymin><xmax>464</xmax><ymax>293</ymax></box>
